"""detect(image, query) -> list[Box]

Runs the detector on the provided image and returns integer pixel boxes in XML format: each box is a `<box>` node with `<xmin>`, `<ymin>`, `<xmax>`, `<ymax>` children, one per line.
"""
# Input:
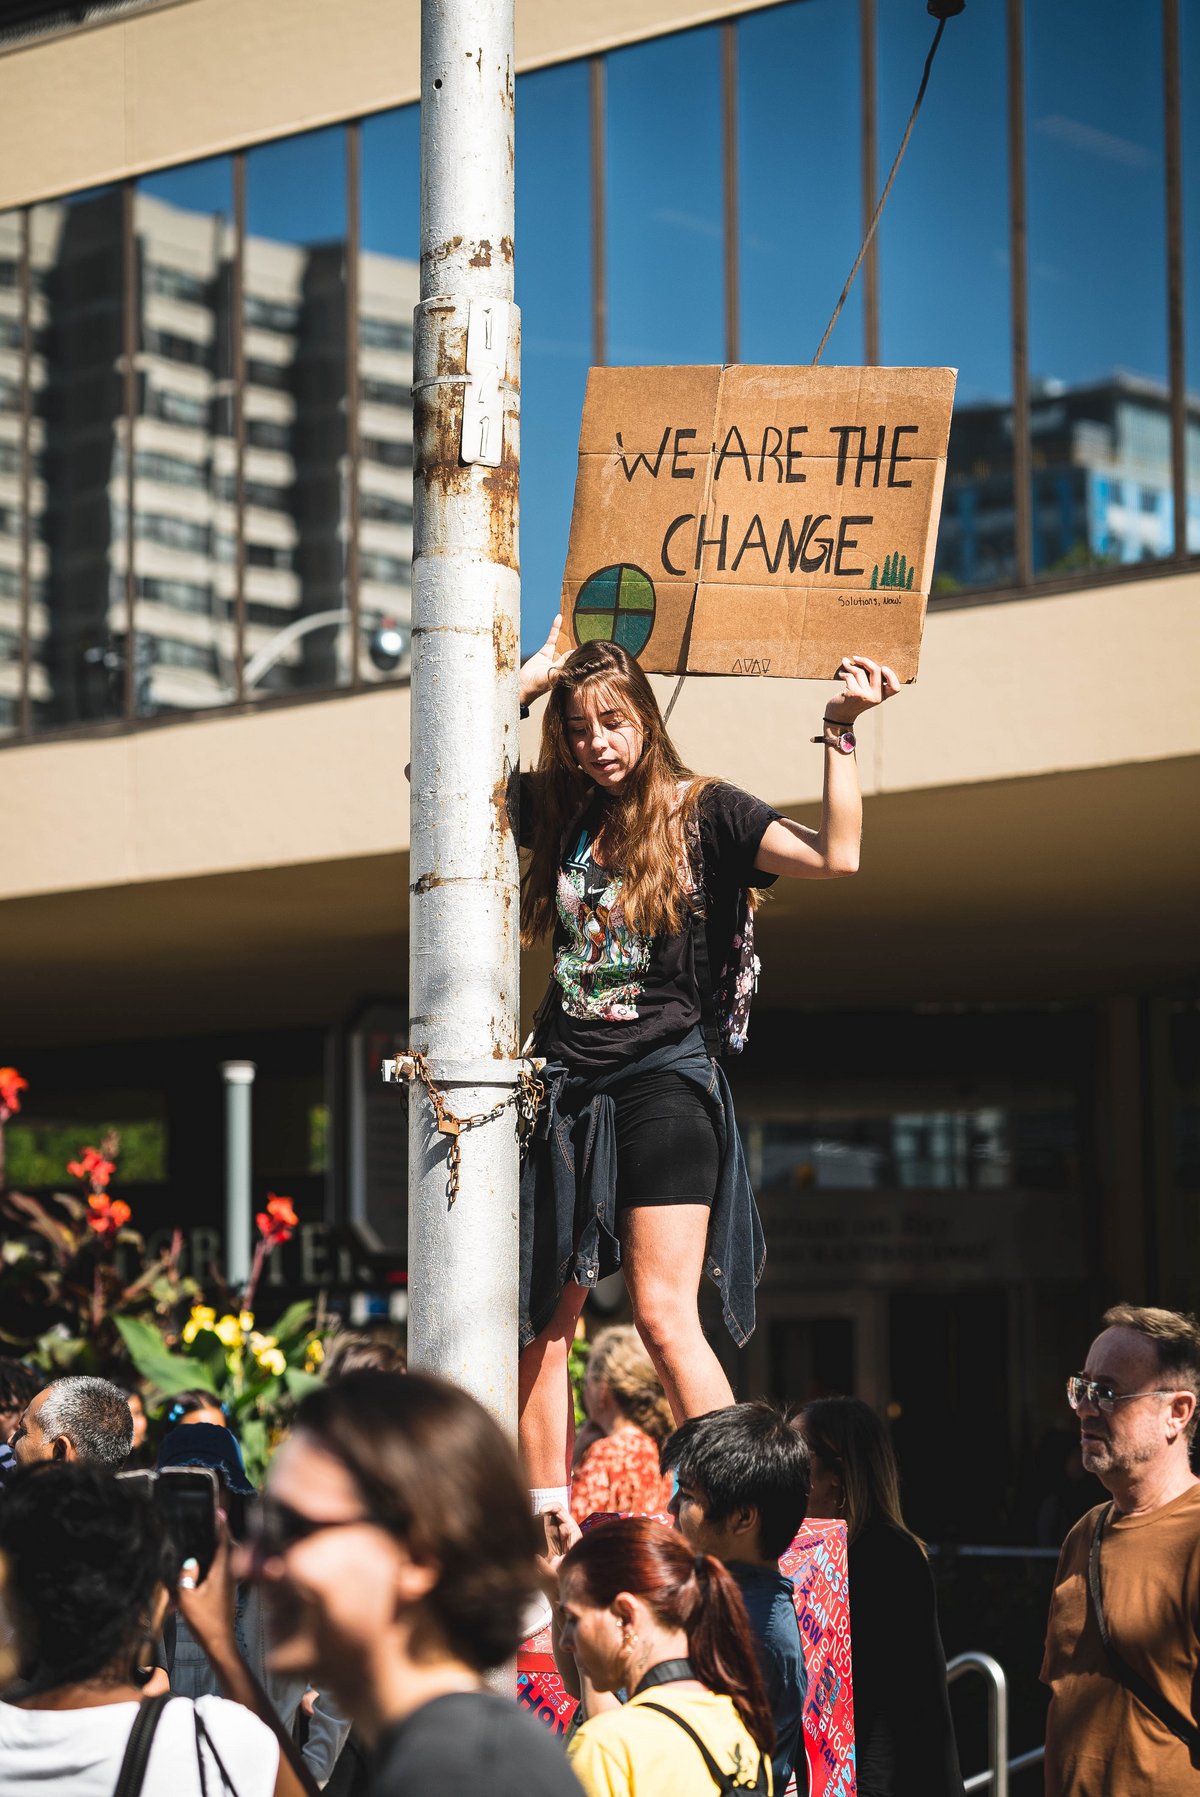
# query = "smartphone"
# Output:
<box><xmin>117</xmin><ymin>1465</ymin><xmax>219</xmax><ymax>1583</ymax></box>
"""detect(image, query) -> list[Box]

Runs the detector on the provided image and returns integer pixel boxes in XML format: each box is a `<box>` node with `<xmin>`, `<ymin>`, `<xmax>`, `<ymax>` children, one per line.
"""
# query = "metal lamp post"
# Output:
<box><xmin>406</xmin><ymin>0</ymin><xmax>522</xmax><ymax>1428</ymax></box>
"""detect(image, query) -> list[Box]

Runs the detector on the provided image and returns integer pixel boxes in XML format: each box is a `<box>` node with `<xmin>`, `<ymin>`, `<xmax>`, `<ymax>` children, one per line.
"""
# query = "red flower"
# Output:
<box><xmin>67</xmin><ymin>1146</ymin><xmax>116</xmax><ymax>1190</ymax></box>
<box><xmin>87</xmin><ymin>1193</ymin><xmax>131</xmax><ymax>1239</ymax></box>
<box><xmin>255</xmin><ymin>1193</ymin><xmax>298</xmax><ymax>1245</ymax></box>
<box><xmin>0</xmin><ymin>1067</ymin><xmax>28</xmax><ymax>1116</ymax></box>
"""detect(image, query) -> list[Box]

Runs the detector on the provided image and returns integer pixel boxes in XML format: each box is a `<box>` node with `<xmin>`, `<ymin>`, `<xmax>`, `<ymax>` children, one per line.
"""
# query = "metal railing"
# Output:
<box><xmin>947</xmin><ymin>1651</ymin><xmax>1045</xmax><ymax>1796</ymax></box>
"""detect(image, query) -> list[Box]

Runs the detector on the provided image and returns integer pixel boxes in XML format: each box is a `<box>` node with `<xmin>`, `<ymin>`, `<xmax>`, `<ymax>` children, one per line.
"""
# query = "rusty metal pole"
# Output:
<box><xmin>406</xmin><ymin>0</ymin><xmax>521</xmax><ymax>1427</ymax></box>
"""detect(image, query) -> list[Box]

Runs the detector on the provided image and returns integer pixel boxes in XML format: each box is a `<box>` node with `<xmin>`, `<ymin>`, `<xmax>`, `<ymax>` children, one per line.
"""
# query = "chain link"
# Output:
<box><xmin>384</xmin><ymin>1051</ymin><xmax>545</xmax><ymax>1206</ymax></box>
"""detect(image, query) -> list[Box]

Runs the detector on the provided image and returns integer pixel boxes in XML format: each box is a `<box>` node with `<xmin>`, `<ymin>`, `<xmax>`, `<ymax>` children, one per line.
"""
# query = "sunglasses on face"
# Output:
<box><xmin>245</xmin><ymin>1497</ymin><xmax>380</xmax><ymax>1559</ymax></box>
<box><xmin>1066</xmin><ymin>1375</ymin><xmax>1178</xmax><ymax>1415</ymax></box>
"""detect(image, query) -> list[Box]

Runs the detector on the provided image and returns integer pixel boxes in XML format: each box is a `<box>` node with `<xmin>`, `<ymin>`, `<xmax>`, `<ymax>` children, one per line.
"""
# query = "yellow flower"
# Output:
<box><xmin>214</xmin><ymin>1313</ymin><xmax>243</xmax><ymax>1348</ymax></box>
<box><xmin>305</xmin><ymin>1337</ymin><xmax>325</xmax><ymax>1366</ymax></box>
<box><xmin>239</xmin><ymin>1310</ymin><xmax>255</xmax><ymax>1333</ymax></box>
<box><xmin>182</xmin><ymin>1304</ymin><xmax>217</xmax><ymax>1345</ymax></box>
<box><xmin>259</xmin><ymin>1347</ymin><xmax>287</xmax><ymax>1378</ymax></box>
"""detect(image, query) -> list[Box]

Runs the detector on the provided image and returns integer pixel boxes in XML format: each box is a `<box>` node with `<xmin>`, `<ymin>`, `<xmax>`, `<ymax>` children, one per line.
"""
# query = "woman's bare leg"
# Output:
<box><xmin>518</xmin><ymin>1282</ymin><xmax>590</xmax><ymax>1487</ymax></box>
<box><xmin>620</xmin><ymin>1203</ymin><xmax>734</xmax><ymax>1422</ymax></box>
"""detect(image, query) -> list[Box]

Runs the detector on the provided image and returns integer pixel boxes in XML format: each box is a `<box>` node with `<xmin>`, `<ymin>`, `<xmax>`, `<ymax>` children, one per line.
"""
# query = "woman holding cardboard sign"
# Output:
<box><xmin>517</xmin><ymin>617</ymin><xmax>897</xmax><ymax>1507</ymax></box>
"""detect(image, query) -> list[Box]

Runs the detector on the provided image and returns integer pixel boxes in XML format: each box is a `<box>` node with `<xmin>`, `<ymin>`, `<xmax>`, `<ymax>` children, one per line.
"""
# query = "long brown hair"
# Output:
<box><xmin>561</xmin><ymin>1515</ymin><xmax>775</xmax><ymax>1756</ymax></box>
<box><xmin>520</xmin><ymin>641</ymin><xmax>714</xmax><ymax>946</ymax></box>
<box><xmin>801</xmin><ymin>1396</ymin><xmax>925</xmax><ymax>1552</ymax></box>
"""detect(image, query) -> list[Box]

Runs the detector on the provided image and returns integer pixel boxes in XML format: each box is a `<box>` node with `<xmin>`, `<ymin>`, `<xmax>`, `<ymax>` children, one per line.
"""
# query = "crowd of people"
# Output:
<box><xmin>0</xmin><ymin>1298</ymin><xmax>1192</xmax><ymax>1795</ymax></box>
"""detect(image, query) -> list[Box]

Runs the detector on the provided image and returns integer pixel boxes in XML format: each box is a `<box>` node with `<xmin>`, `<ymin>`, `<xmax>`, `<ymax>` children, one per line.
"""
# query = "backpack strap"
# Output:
<box><xmin>638</xmin><ymin>1701</ymin><xmax>768</xmax><ymax>1793</ymax></box>
<box><xmin>1088</xmin><ymin>1502</ymin><xmax>1200</xmax><ymax>1751</ymax></box>
<box><xmin>112</xmin><ymin>1693</ymin><xmax>172</xmax><ymax>1797</ymax></box>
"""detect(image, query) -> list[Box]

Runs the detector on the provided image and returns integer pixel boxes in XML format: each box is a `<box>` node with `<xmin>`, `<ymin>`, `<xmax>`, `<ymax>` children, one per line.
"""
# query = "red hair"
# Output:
<box><xmin>561</xmin><ymin>1515</ymin><xmax>774</xmax><ymax>1755</ymax></box>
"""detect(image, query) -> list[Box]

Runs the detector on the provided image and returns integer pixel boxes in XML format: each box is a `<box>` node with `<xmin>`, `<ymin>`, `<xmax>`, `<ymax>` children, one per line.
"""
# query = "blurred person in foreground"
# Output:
<box><xmin>801</xmin><ymin>1397</ymin><xmax>963</xmax><ymax>1797</ymax></box>
<box><xmin>662</xmin><ymin>1401</ymin><xmax>809</xmax><ymax>1795</ymax></box>
<box><xmin>10</xmin><ymin>1375</ymin><xmax>132</xmax><ymax>1469</ymax></box>
<box><xmin>1042</xmin><ymin>1303</ymin><xmax>1200</xmax><ymax>1797</ymax></box>
<box><xmin>157</xmin><ymin>1422</ymin><xmax>350</xmax><ymax>1787</ymax></box>
<box><xmin>571</xmin><ymin>1326</ymin><xmax>674</xmax><ymax>1523</ymax></box>
<box><xmin>0</xmin><ymin>1461</ymin><xmax>313</xmax><ymax>1795</ymax></box>
<box><xmin>559</xmin><ymin>1514</ymin><xmax>772</xmax><ymax>1795</ymax></box>
<box><xmin>243</xmin><ymin>1370</ymin><xmax>582</xmax><ymax>1797</ymax></box>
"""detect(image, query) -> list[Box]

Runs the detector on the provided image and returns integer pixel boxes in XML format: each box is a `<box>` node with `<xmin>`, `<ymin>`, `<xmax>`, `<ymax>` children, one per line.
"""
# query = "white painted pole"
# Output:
<box><xmin>220</xmin><ymin>1060</ymin><xmax>256</xmax><ymax>1289</ymax></box>
<box><xmin>407</xmin><ymin>0</ymin><xmax>521</xmax><ymax>1429</ymax></box>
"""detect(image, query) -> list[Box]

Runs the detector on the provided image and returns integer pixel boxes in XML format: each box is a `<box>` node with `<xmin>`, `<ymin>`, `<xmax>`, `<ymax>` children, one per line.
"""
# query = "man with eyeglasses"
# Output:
<box><xmin>1041</xmin><ymin>1302</ymin><xmax>1200</xmax><ymax>1796</ymax></box>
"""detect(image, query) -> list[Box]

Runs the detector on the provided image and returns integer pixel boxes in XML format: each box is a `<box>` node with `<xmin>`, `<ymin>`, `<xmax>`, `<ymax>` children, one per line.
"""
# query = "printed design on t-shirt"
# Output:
<box><xmin>553</xmin><ymin>857</ymin><xmax>650</xmax><ymax>1021</ymax></box>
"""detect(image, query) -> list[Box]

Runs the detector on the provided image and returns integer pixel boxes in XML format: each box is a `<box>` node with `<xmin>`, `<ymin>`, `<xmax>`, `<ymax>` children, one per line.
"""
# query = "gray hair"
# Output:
<box><xmin>38</xmin><ymin>1377</ymin><xmax>132</xmax><ymax>1468</ymax></box>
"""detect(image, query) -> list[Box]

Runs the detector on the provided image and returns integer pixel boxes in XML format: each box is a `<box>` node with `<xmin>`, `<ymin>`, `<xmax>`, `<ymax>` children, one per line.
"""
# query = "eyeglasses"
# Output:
<box><xmin>245</xmin><ymin>1497</ymin><xmax>379</xmax><ymax>1559</ymax></box>
<box><xmin>1066</xmin><ymin>1375</ymin><xmax>1178</xmax><ymax>1415</ymax></box>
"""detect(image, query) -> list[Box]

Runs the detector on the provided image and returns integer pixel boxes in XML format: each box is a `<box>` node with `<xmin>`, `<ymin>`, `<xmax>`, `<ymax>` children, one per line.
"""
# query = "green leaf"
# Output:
<box><xmin>283</xmin><ymin>1366</ymin><xmax>322</xmax><ymax>1403</ymax></box>
<box><xmin>262</xmin><ymin>1299</ymin><xmax>313</xmax><ymax>1345</ymax></box>
<box><xmin>114</xmin><ymin>1315</ymin><xmax>219</xmax><ymax>1398</ymax></box>
<box><xmin>186</xmin><ymin>1328</ymin><xmax>230</xmax><ymax>1384</ymax></box>
<box><xmin>239</xmin><ymin>1416</ymin><xmax>270</xmax><ymax>1486</ymax></box>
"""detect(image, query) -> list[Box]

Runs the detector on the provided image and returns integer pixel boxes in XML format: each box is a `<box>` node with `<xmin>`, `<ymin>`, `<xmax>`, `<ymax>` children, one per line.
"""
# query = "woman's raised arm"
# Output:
<box><xmin>519</xmin><ymin>611</ymin><xmax>567</xmax><ymax>709</ymax></box>
<box><xmin>754</xmin><ymin>654</ymin><xmax>899</xmax><ymax>880</ymax></box>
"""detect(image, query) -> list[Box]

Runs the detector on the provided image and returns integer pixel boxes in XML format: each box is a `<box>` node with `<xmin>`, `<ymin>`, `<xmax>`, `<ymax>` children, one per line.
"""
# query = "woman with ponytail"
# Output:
<box><xmin>559</xmin><ymin>1515</ymin><xmax>774</xmax><ymax>1795</ymax></box>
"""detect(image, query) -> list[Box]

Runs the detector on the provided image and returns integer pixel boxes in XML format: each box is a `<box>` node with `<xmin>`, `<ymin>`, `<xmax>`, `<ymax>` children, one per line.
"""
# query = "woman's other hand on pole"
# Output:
<box><xmin>824</xmin><ymin>654</ymin><xmax>900</xmax><ymax>723</ymax></box>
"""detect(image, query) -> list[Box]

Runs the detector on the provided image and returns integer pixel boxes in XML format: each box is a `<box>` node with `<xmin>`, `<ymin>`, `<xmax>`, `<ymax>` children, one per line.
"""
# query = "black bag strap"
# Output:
<box><xmin>194</xmin><ymin>1708</ymin><xmax>241</xmax><ymax>1797</ymax></box>
<box><xmin>638</xmin><ymin>1701</ymin><xmax>769</xmax><ymax>1793</ymax></box>
<box><xmin>1088</xmin><ymin>1502</ymin><xmax>1200</xmax><ymax>1752</ymax></box>
<box><xmin>113</xmin><ymin>1693</ymin><xmax>171</xmax><ymax>1797</ymax></box>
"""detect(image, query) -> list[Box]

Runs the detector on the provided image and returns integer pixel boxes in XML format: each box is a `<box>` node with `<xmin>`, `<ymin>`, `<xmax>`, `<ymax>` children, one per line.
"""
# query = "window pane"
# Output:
<box><xmin>1026</xmin><ymin>2</ymin><xmax>1170</xmax><ymax>575</ymax></box>
<box><xmin>0</xmin><ymin>210</ymin><xmax>22</xmax><ymax>738</ymax></box>
<box><xmin>30</xmin><ymin>189</ymin><xmax>127</xmax><ymax>729</ymax></box>
<box><xmin>358</xmin><ymin>108</ymin><xmax>418</xmax><ymax>684</ymax></box>
<box><xmin>517</xmin><ymin>62</ymin><xmax>592</xmax><ymax>648</ymax></box>
<box><xmin>606</xmin><ymin>27</ymin><xmax>724</xmax><ymax>366</ymax></box>
<box><xmin>1183</xmin><ymin>1</ymin><xmax>1200</xmax><ymax>551</ymax></box>
<box><xmin>739</xmin><ymin>0</ymin><xmax>862</xmax><ymax>365</ymax></box>
<box><xmin>133</xmin><ymin>159</ymin><xmax>237</xmax><ymax>714</ymax></box>
<box><xmin>878</xmin><ymin>2</ymin><xmax>1013</xmax><ymax>594</ymax></box>
<box><xmin>244</xmin><ymin>127</ymin><xmax>350</xmax><ymax>696</ymax></box>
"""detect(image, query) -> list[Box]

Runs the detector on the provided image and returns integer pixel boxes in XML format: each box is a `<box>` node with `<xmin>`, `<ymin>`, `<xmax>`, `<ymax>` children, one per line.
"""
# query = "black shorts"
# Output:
<box><xmin>613</xmin><ymin>1070</ymin><xmax>720</xmax><ymax>1209</ymax></box>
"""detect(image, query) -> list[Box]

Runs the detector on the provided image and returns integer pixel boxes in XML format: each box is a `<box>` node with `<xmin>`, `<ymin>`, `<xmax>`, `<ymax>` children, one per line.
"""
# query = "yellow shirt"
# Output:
<box><xmin>568</xmin><ymin>1688</ymin><xmax>772</xmax><ymax>1797</ymax></box>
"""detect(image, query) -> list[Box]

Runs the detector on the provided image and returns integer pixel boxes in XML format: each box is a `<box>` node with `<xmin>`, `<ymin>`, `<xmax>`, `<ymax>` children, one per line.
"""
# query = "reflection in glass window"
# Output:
<box><xmin>517</xmin><ymin>62</ymin><xmax>591</xmax><ymax>647</ymax></box>
<box><xmin>745</xmin><ymin>1105</ymin><xmax>1078</xmax><ymax>1195</ymax></box>
<box><xmin>133</xmin><ymin>159</ymin><xmax>238</xmax><ymax>715</ymax></box>
<box><xmin>1026</xmin><ymin>2</ymin><xmax>1170</xmax><ymax>576</ymax></box>
<box><xmin>739</xmin><ymin>0</ymin><xmax>862</xmax><ymax>366</ymax></box>
<box><xmin>245</xmin><ymin>127</ymin><xmax>350</xmax><ymax>697</ymax></box>
<box><xmin>606</xmin><ymin>28</ymin><xmax>724</xmax><ymax>366</ymax></box>
<box><xmin>0</xmin><ymin>211</ymin><xmax>21</xmax><ymax>737</ymax></box>
<box><xmin>29</xmin><ymin>189</ymin><xmax>127</xmax><ymax>728</ymax></box>
<box><xmin>1182</xmin><ymin>4</ymin><xmax>1200</xmax><ymax>551</ymax></box>
<box><xmin>878</xmin><ymin>4</ymin><xmax>1014</xmax><ymax>594</ymax></box>
<box><xmin>359</xmin><ymin>108</ymin><xmax>418</xmax><ymax>685</ymax></box>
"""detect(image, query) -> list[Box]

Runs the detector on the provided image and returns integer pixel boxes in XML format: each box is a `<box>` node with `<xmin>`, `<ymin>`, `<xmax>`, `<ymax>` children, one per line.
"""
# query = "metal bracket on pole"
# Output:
<box><xmin>383</xmin><ymin>1054</ymin><xmax>544</xmax><ymax>1087</ymax></box>
<box><xmin>461</xmin><ymin>298</ymin><xmax>512</xmax><ymax>466</ymax></box>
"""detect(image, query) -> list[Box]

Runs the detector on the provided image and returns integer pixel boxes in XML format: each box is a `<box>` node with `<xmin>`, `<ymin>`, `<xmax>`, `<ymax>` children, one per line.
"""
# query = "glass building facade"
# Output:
<box><xmin>0</xmin><ymin>0</ymin><xmax>1195</xmax><ymax>743</ymax></box>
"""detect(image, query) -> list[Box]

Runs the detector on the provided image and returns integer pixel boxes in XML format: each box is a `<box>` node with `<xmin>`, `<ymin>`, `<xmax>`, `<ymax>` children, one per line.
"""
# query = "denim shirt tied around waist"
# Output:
<box><xmin>519</xmin><ymin>1026</ymin><xmax>765</xmax><ymax>1350</ymax></box>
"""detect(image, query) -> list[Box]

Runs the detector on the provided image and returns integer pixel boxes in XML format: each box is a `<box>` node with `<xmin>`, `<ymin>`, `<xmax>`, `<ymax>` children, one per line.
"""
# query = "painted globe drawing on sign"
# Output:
<box><xmin>573</xmin><ymin>564</ymin><xmax>657</xmax><ymax>657</ymax></box>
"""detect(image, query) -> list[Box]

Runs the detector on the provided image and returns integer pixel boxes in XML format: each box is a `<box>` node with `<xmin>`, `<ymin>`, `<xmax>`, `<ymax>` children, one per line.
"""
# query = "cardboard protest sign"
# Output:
<box><xmin>558</xmin><ymin>364</ymin><xmax>956</xmax><ymax>683</ymax></box>
<box><xmin>517</xmin><ymin>1510</ymin><xmax>856</xmax><ymax>1797</ymax></box>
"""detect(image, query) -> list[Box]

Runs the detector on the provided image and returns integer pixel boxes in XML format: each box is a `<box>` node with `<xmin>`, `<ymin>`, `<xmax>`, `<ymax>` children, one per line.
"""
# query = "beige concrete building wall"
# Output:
<box><xmin>0</xmin><ymin>0</ymin><xmax>788</xmax><ymax>208</ymax></box>
<box><xmin>3</xmin><ymin>567</ymin><xmax>1198</xmax><ymax>904</ymax></box>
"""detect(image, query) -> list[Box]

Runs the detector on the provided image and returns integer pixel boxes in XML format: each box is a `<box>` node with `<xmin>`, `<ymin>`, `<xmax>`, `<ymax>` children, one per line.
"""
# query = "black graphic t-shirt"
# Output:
<box><xmin>522</xmin><ymin>778</ymin><xmax>779</xmax><ymax>1075</ymax></box>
